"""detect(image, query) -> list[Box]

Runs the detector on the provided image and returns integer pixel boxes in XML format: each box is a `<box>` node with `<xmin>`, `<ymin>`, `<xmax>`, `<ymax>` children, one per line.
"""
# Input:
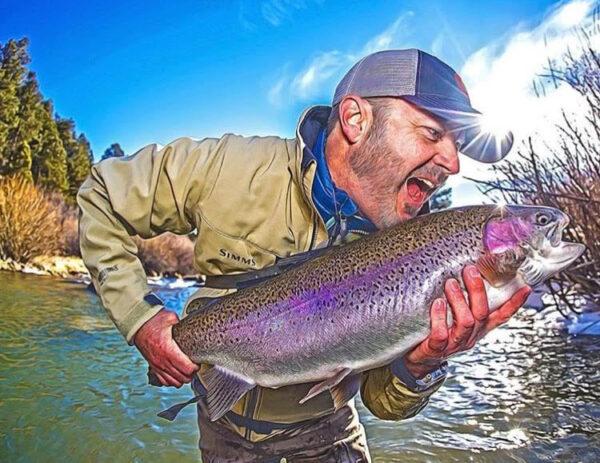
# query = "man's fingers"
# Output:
<box><xmin>445</xmin><ymin>278</ymin><xmax>475</xmax><ymax>347</ymax></box>
<box><xmin>153</xmin><ymin>370</ymin><xmax>169</xmax><ymax>387</ymax></box>
<box><xmin>486</xmin><ymin>286</ymin><xmax>532</xmax><ymax>332</ymax></box>
<box><xmin>463</xmin><ymin>266</ymin><xmax>489</xmax><ymax>322</ymax></box>
<box><xmin>463</xmin><ymin>265</ymin><xmax>489</xmax><ymax>347</ymax></box>
<box><xmin>164</xmin><ymin>361</ymin><xmax>192</xmax><ymax>384</ymax></box>
<box><xmin>428</xmin><ymin>298</ymin><xmax>449</xmax><ymax>353</ymax></box>
<box><xmin>157</xmin><ymin>369</ymin><xmax>183</xmax><ymax>388</ymax></box>
<box><xmin>167</xmin><ymin>354</ymin><xmax>197</xmax><ymax>383</ymax></box>
<box><xmin>168</xmin><ymin>341</ymin><xmax>199</xmax><ymax>377</ymax></box>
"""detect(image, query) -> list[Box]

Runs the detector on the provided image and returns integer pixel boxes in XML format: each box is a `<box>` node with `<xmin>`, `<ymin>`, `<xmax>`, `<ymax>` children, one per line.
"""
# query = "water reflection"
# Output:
<box><xmin>1</xmin><ymin>272</ymin><xmax>599</xmax><ymax>462</ymax></box>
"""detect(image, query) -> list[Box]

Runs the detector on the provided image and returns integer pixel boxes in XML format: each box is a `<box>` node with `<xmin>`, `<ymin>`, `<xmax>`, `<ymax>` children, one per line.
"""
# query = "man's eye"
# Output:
<box><xmin>425</xmin><ymin>127</ymin><xmax>443</xmax><ymax>141</ymax></box>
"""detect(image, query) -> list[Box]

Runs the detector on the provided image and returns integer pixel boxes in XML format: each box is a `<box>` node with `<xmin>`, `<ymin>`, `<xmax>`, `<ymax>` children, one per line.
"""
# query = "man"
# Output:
<box><xmin>77</xmin><ymin>49</ymin><xmax>531</xmax><ymax>462</ymax></box>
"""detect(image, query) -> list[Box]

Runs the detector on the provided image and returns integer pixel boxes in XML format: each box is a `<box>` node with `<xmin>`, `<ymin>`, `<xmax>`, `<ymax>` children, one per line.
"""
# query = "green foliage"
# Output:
<box><xmin>31</xmin><ymin>101</ymin><xmax>69</xmax><ymax>194</ymax></box>
<box><xmin>0</xmin><ymin>37</ymin><xmax>93</xmax><ymax>199</ymax></box>
<box><xmin>0</xmin><ymin>38</ymin><xmax>31</xmax><ymax>178</ymax></box>
<box><xmin>56</xmin><ymin>117</ymin><xmax>93</xmax><ymax>203</ymax></box>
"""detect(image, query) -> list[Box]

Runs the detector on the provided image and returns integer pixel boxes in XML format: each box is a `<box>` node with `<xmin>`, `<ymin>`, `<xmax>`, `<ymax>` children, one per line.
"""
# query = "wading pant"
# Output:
<box><xmin>195</xmin><ymin>398</ymin><xmax>371</xmax><ymax>463</ymax></box>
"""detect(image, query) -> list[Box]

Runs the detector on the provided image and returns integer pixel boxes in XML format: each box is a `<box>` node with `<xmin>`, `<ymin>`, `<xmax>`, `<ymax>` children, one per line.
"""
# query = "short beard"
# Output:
<box><xmin>348</xmin><ymin>113</ymin><xmax>408</xmax><ymax>228</ymax></box>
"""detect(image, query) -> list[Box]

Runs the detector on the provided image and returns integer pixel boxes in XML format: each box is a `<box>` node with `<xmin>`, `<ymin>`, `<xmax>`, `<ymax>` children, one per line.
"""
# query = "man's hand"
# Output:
<box><xmin>133</xmin><ymin>309</ymin><xmax>199</xmax><ymax>388</ymax></box>
<box><xmin>403</xmin><ymin>265</ymin><xmax>532</xmax><ymax>378</ymax></box>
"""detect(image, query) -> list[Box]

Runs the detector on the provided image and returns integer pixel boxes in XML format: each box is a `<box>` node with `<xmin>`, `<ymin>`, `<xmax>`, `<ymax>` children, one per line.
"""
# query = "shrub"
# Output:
<box><xmin>134</xmin><ymin>232</ymin><xmax>196</xmax><ymax>277</ymax></box>
<box><xmin>472</xmin><ymin>33</ymin><xmax>600</xmax><ymax>312</ymax></box>
<box><xmin>0</xmin><ymin>175</ymin><xmax>61</xmax><ymax>262</ymax></box>
<box><xmin>59</xmin><ymin>206</ymin><xmax>80</xmax><ymax>257</ymax></box>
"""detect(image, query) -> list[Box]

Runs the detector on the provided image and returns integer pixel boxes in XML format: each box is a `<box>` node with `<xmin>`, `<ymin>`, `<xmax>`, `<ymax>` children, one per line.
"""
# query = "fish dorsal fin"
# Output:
<box><xmin>200</xmin><ymin>366</ymin><xmax>255</xmax><ymax>422</ymax></box>
<box><xmin>330</xmin><ymin>373</ymin><xmax>361</xmax><ymax>410</ymax></box>
<box><xmin>476</xmin><ymin>253</ymin><xmax>517</xmax><ymax>287</ymax></box>
<box><xmin>299</xmin><ymin>367</ymin><xmax>352</xmax><ymax>405</ymax></box>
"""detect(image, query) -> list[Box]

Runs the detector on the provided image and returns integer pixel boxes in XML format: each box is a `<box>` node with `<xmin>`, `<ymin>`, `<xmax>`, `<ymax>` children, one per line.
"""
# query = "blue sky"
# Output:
<box><xmin>5</xmin><ymin>0</ymin><xmax>596</xmax><ymax>207</ymax></box>
<box><xmin>1</xmin><ymin>0</ymin><xmax>568</xmax><ymax>160</ymax></box>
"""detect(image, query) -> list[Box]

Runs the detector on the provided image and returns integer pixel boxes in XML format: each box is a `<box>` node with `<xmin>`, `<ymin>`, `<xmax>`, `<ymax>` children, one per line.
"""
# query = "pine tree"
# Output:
<box><xmin>56</xmin><ymin>116</ymin><xmax>92</xmax><ymax>202</ymax></box>
<box><xmin>101</xmin><ymin>142</ymin><xmax>125</xmax><ymax>161</ymax></box>
<box><xmin>1</xmin><ymin>37</ymin><xmax>92</xmax><ymax>199</ymax></box>
<box><xmin>31</xmin><ymin>100</ymin><xmax>69</xmax><ymax>194</ymax></box>
<box><xmin>0</xmin><ymin>38</ymin><xmax>32</xmax><ymax>178</ymax></box>
<box><xmin>72</xmin><ymin>133</ymin><xmax>93</xmax><ymax>189</ymax></box>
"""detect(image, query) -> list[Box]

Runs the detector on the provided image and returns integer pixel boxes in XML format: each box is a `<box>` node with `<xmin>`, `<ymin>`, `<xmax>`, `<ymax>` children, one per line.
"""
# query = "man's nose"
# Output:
<box><xmin>434</xmin><ymin>136</ymin><xmax>460</xmax><ymax>175</ymax></box>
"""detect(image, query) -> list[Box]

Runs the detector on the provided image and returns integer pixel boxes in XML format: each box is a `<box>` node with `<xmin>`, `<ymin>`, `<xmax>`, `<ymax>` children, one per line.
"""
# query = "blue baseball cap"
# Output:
<box><xmin>332</xmin><ymin>49</ymin><xmax>514</xmax><ymax>163</ymax></box>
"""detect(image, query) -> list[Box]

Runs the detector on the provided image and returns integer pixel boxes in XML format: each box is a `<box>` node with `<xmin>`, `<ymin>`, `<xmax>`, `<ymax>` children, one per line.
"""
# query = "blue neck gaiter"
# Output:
<box><xmin>310</xmin><ymin>129</ymin><xmax>377</xmax><ymax>240</ymax></box>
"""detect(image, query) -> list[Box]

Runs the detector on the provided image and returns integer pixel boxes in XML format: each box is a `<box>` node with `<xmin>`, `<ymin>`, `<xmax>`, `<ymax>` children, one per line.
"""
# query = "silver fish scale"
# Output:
<box><xmin>175</xmin><ymin>206</ymin><xmax>491</xmax><ymax>386</ymax></box>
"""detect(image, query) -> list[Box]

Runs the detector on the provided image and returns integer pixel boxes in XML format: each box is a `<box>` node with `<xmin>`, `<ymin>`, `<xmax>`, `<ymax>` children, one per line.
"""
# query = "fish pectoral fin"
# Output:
<box><xmin>476</xmin><ymin>253</ymin><xmax>516</xmax><ymax>287</ymax></box>
<box><xmin>298</xmin><ymin>367</ymin><xmax>352</xmax><ymax>405</ymax></box>
<box><xmin>200</xmin><ymin>366</ymin><xmax>255</xmax><ymax>422</ymax></box>
<box><xmin>330</xmin><ymin>373</ymin><xmax>361</xmax><ymax>410</ymax></box>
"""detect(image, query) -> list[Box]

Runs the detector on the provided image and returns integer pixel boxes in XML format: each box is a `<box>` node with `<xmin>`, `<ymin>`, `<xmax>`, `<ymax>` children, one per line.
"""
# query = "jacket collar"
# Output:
<box><xmin>295</xmin><ymin>105</ymin><xmax>378</xmax><ymax>240</ymax></box>
<box><xmin>296</xmin><ymin>105</ymin><xmax>332</xmax><ymax>170</ymax></box>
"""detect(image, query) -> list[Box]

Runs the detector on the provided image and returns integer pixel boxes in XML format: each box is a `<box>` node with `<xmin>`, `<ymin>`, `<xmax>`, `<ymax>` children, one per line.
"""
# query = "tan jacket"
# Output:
<box><xmin>77</xmin><ymin>106</ymin><xmax>443</xmax><ymax>441</ymax></box>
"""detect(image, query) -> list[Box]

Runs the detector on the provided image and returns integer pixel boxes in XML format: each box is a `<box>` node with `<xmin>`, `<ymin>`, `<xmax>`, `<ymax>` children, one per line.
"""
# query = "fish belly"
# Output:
<box><xmin>200</xmin><ymin>259</ymin><xmax>438</xmax><ymax>388</ymax></box>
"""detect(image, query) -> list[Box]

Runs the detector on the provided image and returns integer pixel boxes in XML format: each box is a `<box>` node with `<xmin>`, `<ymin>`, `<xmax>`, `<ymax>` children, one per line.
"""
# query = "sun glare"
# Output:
<box><xmin>478</xmin><ymin>110</ymin><xmax>513</xmax><ymax>140</ymax></box>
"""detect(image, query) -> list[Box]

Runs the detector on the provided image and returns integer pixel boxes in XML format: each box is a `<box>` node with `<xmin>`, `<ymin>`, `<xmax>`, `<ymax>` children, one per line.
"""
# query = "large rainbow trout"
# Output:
<box><xmin>153</xmin><ymin>205</ymin><xmax>584</xmax><ymax>421</ymax></box>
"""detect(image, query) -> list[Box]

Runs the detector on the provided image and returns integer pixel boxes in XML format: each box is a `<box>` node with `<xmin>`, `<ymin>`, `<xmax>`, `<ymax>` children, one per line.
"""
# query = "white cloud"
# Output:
<box><xmin>268</xmin><ymin>12</ymin><xmax>413</xmax><ymax>106</ymax></box>
<box><xmin>451</xmin><ymin>0</ymin><xmax>598</xmax><ymax>200</ymax></box>
<box><xmin>265</xmin><ymin>0</ymin><xmax>599</xmax><ymax>207</ymax></box>
<box><xmin>239</xmin><ymin>0</ymin><xmax>324</xmax><ymax>30</ymax></box>
<box><xmin>261</xmin><ymin>0</ymin><xmax>307</xmax><ymax>26</ymax></box>
<box><xmin>288</xmin><ymin>51</ymin><xmax>345</xmax><ymax>101</ymax></box>
<box><xmin>431</xmin><ymin>31</ymin><xmax>447</xmax><ymax>58</ymax></box>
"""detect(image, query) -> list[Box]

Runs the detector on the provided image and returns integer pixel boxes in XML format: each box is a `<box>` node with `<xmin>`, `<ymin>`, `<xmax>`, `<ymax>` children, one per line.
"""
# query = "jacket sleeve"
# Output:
<box><xmin>77</xmin><ymin>137</ymin><xmax>216</xmax><ymax>343</ymax></box>
<box><xmin>360</xmin><ymin>359</ymin><xmax>446</xmax><ymax>421</ymax></box>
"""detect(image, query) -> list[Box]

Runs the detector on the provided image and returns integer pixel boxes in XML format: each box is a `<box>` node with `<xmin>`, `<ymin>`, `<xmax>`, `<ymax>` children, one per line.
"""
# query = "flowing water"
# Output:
<box><xmin>1</xmin><ymin>272</ymin><xmax>599</xmax><ymax>462</ymax></box>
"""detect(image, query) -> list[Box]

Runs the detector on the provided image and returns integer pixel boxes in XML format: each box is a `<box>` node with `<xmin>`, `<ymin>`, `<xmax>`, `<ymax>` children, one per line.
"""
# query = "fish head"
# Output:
<box><xmin>482</xmin><ymin>205</ymin><xmax>585</xmax><ymax>287</ymax></box>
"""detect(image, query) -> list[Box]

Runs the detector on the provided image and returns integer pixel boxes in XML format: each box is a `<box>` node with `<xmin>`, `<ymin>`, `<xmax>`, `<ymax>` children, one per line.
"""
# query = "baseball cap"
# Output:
<box><xmin>332</xmin><ymin>49</ymin><xmax>514</xmax><ymax>163</ymax></box>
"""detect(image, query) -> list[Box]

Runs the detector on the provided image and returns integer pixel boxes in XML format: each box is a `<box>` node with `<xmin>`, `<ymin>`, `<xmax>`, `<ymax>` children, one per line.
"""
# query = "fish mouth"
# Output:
<box><xmin>553</xmin><ymin>242</ymin><xmax>586</xmax><ymax>265</ymax></box>
<box><xmin>519</xmin><ymin>241</ymin><xmax>585</xmax><ymax>287</ymax></box>
<box><xmin>547</xmin><ymin>212</ymin><xmax>570</xmax><ymax>247</ymax></box>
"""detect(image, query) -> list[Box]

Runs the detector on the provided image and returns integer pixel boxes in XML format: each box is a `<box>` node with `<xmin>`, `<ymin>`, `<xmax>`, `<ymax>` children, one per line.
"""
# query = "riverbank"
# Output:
<box><xmin>0</xmin><ymin>256</ymin><xmax>202</xmax><ymax>289</ymax></box>
<box><xmin>0</xmin><ymin>255</ymin><xmax>90</xmax><ymax>279</ymax></box>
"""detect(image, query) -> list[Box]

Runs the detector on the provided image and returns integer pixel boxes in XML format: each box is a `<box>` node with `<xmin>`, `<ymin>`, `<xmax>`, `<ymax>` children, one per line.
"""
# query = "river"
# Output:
<box><xmin>1</xmin><ymin>272</ymin><xmax>599</xmax><ymax>462</ymax></box>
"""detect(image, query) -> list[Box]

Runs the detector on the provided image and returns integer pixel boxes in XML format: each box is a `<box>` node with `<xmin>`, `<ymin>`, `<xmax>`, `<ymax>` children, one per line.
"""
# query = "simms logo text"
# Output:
<box><xmin>219</xmin><ymin>249</ymin><xmax>256</xmax><ymax>267</ymax></box>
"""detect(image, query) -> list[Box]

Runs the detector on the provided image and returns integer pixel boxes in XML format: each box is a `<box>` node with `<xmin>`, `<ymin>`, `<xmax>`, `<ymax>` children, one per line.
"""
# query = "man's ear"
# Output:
<box><xmin>338</xmin><ymin>95</ymin><xmax>372</xmax><ymax>145</ymax></box>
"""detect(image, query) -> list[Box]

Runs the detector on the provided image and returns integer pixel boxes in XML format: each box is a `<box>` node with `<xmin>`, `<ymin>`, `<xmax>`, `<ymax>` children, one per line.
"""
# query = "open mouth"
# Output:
<box><xmin>406</xmin><ymin>177</ymin><xmax>438</xmax><ymax>205</ymax></box>
<box><xmin>548</xmin><ymin>216</ymin><xmax>569</xmax><ymax>247</ymax></box>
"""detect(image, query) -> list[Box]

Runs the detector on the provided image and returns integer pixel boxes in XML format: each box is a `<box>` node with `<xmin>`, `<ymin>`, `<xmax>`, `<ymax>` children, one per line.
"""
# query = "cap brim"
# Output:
<box><xmin>403</xmin><ymin>95</ymin><xmax>514</xmax><ymax>163</ymax></box>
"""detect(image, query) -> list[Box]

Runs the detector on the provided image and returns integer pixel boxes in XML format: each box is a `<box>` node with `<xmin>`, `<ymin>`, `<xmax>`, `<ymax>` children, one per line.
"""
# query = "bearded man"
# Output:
<box><xmin>77</xmin><ymin>49</ymin><xmax>531</xmax><ymax>462</ymax></box>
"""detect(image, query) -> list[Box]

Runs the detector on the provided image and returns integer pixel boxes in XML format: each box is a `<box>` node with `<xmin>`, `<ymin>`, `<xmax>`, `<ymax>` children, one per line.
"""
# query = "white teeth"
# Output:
<box><xmin>419</xmin><ymin>178</ymin><xmax>435</xmax><ymax>189</ymax></box>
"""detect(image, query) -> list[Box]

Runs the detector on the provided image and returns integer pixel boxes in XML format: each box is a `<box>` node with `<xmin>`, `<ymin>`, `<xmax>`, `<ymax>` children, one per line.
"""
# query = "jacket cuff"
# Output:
<box><xmin>121</xmin><ymin>293</ymin><xmax>165</xmax><ymax>345</ymax></box>
<box><xmin>390</xmin><ymin>357</ymin><xmax>448</xmax><ymax>393</ymax></box>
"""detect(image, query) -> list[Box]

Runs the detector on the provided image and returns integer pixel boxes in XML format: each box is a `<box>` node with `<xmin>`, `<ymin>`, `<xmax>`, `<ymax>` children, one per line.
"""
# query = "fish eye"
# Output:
<box><xmin>536</xmin><ymin>213</ymin><xmax>551</xmax><ymax>226</ymax></box>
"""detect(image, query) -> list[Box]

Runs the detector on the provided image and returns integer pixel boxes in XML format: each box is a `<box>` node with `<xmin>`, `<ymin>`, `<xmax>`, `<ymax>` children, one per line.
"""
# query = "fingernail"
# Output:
<box><xmin>434</xmin><ymin>299</ymin><xmax>444</xmax><ymax>309</ymax></box>
<box><xmin>467</xmin><ymin>266</ymin><xmax>480</xmax><ymax>279</ymax></box>
<box><xmin>450</xmin><ymin>279</ymin><xmax>460</xmax><ymax>290</ymax></box>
